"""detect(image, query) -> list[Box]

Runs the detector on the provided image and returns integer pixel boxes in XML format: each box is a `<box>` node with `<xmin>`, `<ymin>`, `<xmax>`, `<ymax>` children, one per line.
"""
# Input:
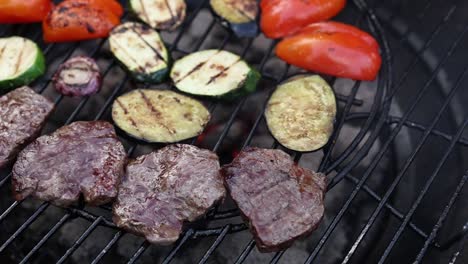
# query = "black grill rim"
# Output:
<box><xmin>0</xmin><ymin>0</ymin><xmax>467</xmax><ymax>263</ymax></box>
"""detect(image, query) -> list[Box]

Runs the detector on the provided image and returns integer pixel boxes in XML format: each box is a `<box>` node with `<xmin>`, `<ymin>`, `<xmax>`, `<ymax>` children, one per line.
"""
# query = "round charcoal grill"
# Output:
<box><xmin>1</xmin><ymin>0</ymin><xmax>468</xmax><ymax>263</ymax></box>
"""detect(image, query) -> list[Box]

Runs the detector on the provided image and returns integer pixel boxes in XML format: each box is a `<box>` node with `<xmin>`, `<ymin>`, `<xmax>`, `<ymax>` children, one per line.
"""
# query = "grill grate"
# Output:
<box><xmin>1</xmin><ymin>0</ymin><xmax>468</xmax><ymax>263</ymax></box>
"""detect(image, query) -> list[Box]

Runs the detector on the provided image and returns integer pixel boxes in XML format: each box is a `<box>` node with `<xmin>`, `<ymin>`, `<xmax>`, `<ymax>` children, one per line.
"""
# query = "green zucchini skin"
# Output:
<box><xmin>123</xmin><ymin>56</ymin><xmax>172</xmax><ymax>84</ymax></box>
<box><xmin>218</xmin><ymin>67</ymin><xmax>261</xmax><ymax>100</ymax></box>
<box><xmin>0</xmin><ymin>40</ymin><xmax>45</xmax><ymax>92</ymax></box>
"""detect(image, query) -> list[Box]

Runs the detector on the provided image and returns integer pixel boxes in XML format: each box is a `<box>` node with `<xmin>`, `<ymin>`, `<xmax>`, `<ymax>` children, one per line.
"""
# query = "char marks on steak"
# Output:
<box><xmin>12</xmin><ymin>121</ymin><xmax>126</xmax><ymax>207</ymax></box>
<box><xmin>222</xmin><ymin>147</ymin><xmax>326</xmax><ymax>252</ymax></box>
<box><xmin>0</xmin><ymin>86</ymin><xmax>54</xmax><ymax>168</ymax></box>
<box><xmin>113</xmin><ymin>144</ymin><xmax>225</xmax><ymax>245</ymax></box>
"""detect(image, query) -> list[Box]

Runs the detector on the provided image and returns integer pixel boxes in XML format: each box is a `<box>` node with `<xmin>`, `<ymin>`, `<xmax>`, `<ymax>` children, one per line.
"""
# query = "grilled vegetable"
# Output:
<box><xmin>0</xmin><ymin>0</ymin><xmax>52</xmax><ymax>24</ymax></box>
<box><xmin>43</xmin><ymin>0</ymin><xmax>122</xmax><ymax>43</ymax></box>
<box><xmin>265</xmin><ymin>75</ymin><xmax>336</xmax><ymax>152</ymax></box>
<box><xmin>0</xmin><ymin>37</ymin><xmax>46</xmax><ymax>91</ymax></box>
<box><xmin>130</xmin><ymin>0</ymin><xmax>186</xmax><ymax>31</ymax></box>
<box><xmin>53</xmin><ymin>56</ymin><xmax>102</xmax><ymax>97</ymax></box>
<box><xmin>112</xmin><ymin>89</ymin><xmax>210</xmax><ymax>143</ymax></box>
<box><xmin>170</xmin><ymin>49</ymin><xmax>260</xmax><ymax>99</ymax></box>
<box><xmin>276</xmin><ymin>21</ymin><xmax>381</xmax><ymax>81</ymax></box>
<box><xmin>260</xmin><ymin>0</ymin><xmax>346</xmax><ymax>39</ymax></box>
<box><xmin>109</xmin><ymin>22</ymin><xmax>171</xmax><ymax>83</ymax></box>
<box><xmin>210</xmin><ymin>0</ymin><xmax>258</xmax><ymax>38</ymax></box>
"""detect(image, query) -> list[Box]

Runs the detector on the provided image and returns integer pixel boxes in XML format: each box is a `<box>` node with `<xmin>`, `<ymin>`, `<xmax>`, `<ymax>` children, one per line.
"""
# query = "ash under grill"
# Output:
<box><xmin>1</xmin><ymin>0</ymin><xmax>468</xmax><ymax>263</ymax></box>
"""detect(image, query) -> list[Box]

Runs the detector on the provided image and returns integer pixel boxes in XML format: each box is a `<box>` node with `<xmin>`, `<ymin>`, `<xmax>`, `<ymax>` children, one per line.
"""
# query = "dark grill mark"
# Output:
<box><xmin>164</xmin><ymin>0</ymin><xmax>177</xmax><ymax>27</ymax></box>
<box><xmin>173</xmin><ymin>50</ymin><xmax>221</xmax><ymax>83</ymax></box>
<box><xmin>110</xmin><ymin>38</ymin><xmax>147</xmax><ymax>73</ymax></box>
<box><xmin>226</xmin><ymin>1</ymin><xmax>257</xmax><ymax>21</ymax></box>
<box><xmin>138</xmin><ymin>90</ymin><xmax>160</xmax><ymax>116</ymax></box>
<box><xmin>13</xmin><ymin>39</ymin><xmax>26</xmax><ymax>76</ymax></box>
<box><xmin>139</xmin><ymin>0</ymin><xmax>152</xmax><ymax>27</ymax></box>
<box><xmin>86</xmin><ymin>23</ymin><xmax>96</xmax><ymax>34</ymax></box>
<box><xmin>115</xmin><ymin>99</ymin><xmax>142</xmax><ymax>136</ymax></box>
<box><xmin>206</xmin><ymin>59</ymin><xmax>241</xmax><ymax>85</ymax></box>
<box><xmin>0</xmin><ymin>42</ymin><xmax>7</xmax><ymax>63</ymax></box>
<box><xmin>138</xmin><ymin>91</ymin><xmax>176</xmax><ymax>134</ymax></box>
<box><xmin>131</xmin><ymin>26</ymin><xmax>167</xmax><ymax>63</ymax></box>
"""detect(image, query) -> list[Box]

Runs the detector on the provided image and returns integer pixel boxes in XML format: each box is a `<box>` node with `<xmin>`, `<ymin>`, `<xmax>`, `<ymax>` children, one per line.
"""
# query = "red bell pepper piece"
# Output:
<box><xmin>0</xmin><ymin>0</ymin><xmax>53</xmax><ymax>24</ymax></box>
<box><xmin>43</xmin><ymin>0</ymin><xmax>122</xmax><ymax>43</ymax></box>
<box><xmin>72</xmin><ymin>0</ymin><xmax>124</xmax><ymax>17</ymax></box>
<box><xmin>276</xmin><ymin>21</ymin><xmax>382</xmax><ymax>81</ymax></box>
<box><xmin>260</xmin><ymin>0</ymin><xmax>346</xmax><ymax>39</ymax></box>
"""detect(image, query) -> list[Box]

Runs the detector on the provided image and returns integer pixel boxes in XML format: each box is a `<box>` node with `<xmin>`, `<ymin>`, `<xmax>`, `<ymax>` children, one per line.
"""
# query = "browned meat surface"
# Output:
<box><xmin>12</xmin><ymin>121</ymin><xmax>126</xmax><ymax>207</ymax></box>
<box><xmin>0</xmin><ymin>86</ymin><xmax>54</xmax><ymax>168</ymax></box>
<box><xmin>222</xmin><ymin>147</ymin><xmax>326</xmax><ymax>252</ymax></box>
<box><xmin>113</xmin><ymin>144</ymin><xmax>225</xmax><ymax>245</ymax></box>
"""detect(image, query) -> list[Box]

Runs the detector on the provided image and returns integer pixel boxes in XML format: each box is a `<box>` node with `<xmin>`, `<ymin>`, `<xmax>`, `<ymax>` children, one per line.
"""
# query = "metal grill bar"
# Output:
<box><xmin>414</xmin><ymin>172</ymin><xmax>468</xmax><ymax>263</ymax></box>
<box><xmin>306</xmin><ymin>13</ymin><xmax>468</xmax><ymax>262</ymax></box>
<box><xmin>341</xmin><ymin>31</ymin><xmax>468</xmax><ymax>264</ymax></box>
<box><xmin>343</xmin><ymin>173</ymin><xmax>434</xmax><ymax>242</ymax></box>
<box><xmin>1</xmin><ymin>0</ymin><xmax>467</xmax><ymax>263</ymax></box>
<box><xmin>0</xmin><ymin>202</ymin><xmax>49</xmax><ymax>252</ymax></box>
<box><xmin>90</xmin><ymin>231</ymin><xmax>124</xmax><ymax>264</ymax></box>
<box><xmin>346</xmin><ymin>113</ymin><xmax>468</xmax><ymax>147</ymax></box>
<box><xmin>161</xmin><ymin>229</ymin><xmax>194</xmax><ymax>264</ymax></box>
<box><xmin>384</xmin><ymin>4</ymin><xmax>457</xmax><ymax>102</ymax></box>
<box><xmin>127</xmin><ymin>241</ymin><xmax>150</xmax><ymax>264</ymax></box>
<box><xmin>378</xmin><ymin>118</ymin><xmax>468</xmax><ymax>262</ymax></box>
<box><xmin>56</xmin><ymin>216</ymin><xmax>103</xmax><ymax>264</ymax></box>
<box><xmin>20</xmin><ymin>214</ymin><xmax>72</xmax><ymax>264</ymax></box>
<box><xmin>447</xmin><ymin>223</ymin><xmax>468</xmax><ymax>264</ymax></box>
<box><xmin>198</xmin><ymin>225</ymin><xmax>230</xmax><ymax>264</ymax></box>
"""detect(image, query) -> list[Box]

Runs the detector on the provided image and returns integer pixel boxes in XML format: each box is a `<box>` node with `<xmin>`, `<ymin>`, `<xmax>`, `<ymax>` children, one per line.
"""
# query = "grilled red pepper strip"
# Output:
<box><xmin>260</xmin><ymin>0</ymin><xmax>346</xmax><ymax>39</ymax></box>
<box><xmin>43</xmin><ymin>0</ymin><xmax>122</xmax><ymax>43</ymax></box>
<box><xmin>0</xmin><ymin>0</ymin><xmax>53</xmax><ymax>24</ymax></box>
<box><xmin>276</xmin><ymin>21</ymin><xmax>382</xmax><ymax>81</ymax></box>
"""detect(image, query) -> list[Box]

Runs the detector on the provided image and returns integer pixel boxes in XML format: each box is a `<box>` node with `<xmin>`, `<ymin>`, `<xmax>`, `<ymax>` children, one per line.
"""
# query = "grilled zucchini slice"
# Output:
<box><xmin>170</xmin><ymin>49</ymin><xmax>260</xmax><ymax>99</ymax></box>
<box><xmin>0</xmin><ymin>36</ymin><xmax>45</xmax><ymax>91</ymax></box>
<box><xmin>109</xmin><ymin>22</ymin><xmax>170</xmax><ymax>83</ymax></box>
<box><xmin>210</xmin><ymin>0</ymin><xmax>258</xmax><ymax>37</ymax></box>
<box><xmin>130</xmin><ymin>0</ymin><xmax>186</xmax><ymax>31</ymax></box>
<box><xmin>210</xmin><ymin>0</ymin><xmax>257</xmax><ymax>24</ymax></box>
<box><xmin>112</xmin><ymin>89</ymin><xmax>210</xmax><ymax>143</ymax></box>
<box><xmin>265</xmin><ymin>75</ymin><xmax>337</xmax><ymax>152</ymax></box>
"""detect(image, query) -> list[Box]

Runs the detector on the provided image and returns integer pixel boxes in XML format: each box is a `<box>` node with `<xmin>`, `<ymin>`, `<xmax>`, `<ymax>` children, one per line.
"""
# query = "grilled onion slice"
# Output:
<box><xmin>53</xmin><ymin>56</ymin><xmax>101</xmax><ymax>97</ymax></box>
<box><xmin>112</xmin><ymin>89</ymin><xmax>210</xmax><ymax>143</ymax></box>
<box><xmin>265</xmin><ymin>75</ymin><xmax>337</xmax><ymax>152</ymax></box>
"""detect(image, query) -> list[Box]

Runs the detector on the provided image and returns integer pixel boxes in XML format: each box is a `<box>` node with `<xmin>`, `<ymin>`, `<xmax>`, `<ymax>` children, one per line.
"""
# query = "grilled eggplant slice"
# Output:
<box><xmin>170</xmin><ymin>49</ymin><xmax>260</xmax><ymax>99</ymax></box>
<box><xmin>130</xmin><ymin>0</ymin><xmax>186</xmax><ymax>31</ymax></box>
<box><xmin>210</xmin><ymin>0</ymin><xmax>258</xmax><ymax>37</ymax></box>
<box><xmin>265</xmin><ymin>75</ymin><xmax>337</xmax><ymax>152</ymax></box>
<box><xmin>53</xmin><ymin>56</ymin><xmax>101</xmax><ymax>97</ymax></box>
<box><xmin>112</xmin><ymin>89</ymin><xmax>210</xmax><ymax>143</ymax></box>
<box><xmin>109</xmin><ymin>22</ymin><xmax>170</xmax><ymax>83</ymax></box>
<box><xmin>0</xmin><ymin>36</ymin><xmax>45</xmax><ymax>91</ymax></box>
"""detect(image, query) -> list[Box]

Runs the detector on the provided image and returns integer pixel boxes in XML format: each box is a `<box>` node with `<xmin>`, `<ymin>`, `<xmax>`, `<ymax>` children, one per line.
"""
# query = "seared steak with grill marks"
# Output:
<box><xmin>0</xmin><ymin>87</ymin><xmax>54</xmax><ymax>168</ymax></box>
<box><xmin>222</xmin><ymin>147</ymin><xmax>326</xmax><ymax>252</ymax></box>
<box><xmin>113</xmin><ymin>144</ymin><xmax>225</xmax><ymax>245</ymax></box>
<box><xmin>12</xmin><ymin>121</ymin><xmax>126</xmax><ymax>207</ymax></box>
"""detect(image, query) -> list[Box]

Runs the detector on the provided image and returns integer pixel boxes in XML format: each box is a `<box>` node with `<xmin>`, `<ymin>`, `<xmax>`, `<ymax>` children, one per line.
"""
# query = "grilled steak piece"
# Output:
<box><xmin>0</xmin><ymin>86</ymin><xmax>54</xmax><ymax>168</ymax></box>
<box><xmin>113</xmin><ymin>144</ymin><xmax>225</xmax><ymax>244</ymax></box>
<box><xmin>222</xmin><ymin>147</ymin><xmax>326</xmax><ymax>252</ymax></box>
<box><xmin>12</xmin><ymin>121</ymin><xmax>126</xmax><ymax>207</ymax></box>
